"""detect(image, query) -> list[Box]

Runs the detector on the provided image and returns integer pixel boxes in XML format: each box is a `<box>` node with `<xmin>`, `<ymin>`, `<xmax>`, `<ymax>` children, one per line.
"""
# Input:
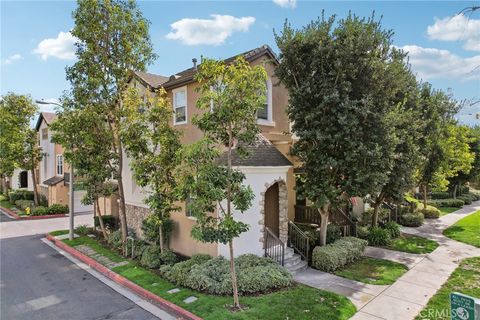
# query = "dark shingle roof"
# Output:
<box><xmin>132</xmin><ymin>45</ymin><xmax>279</xmax><ymax>90</ymax></box>
<box><xmin>35</xmin><ymin>112</ymin><xmax>57</xmax><ymax>131</ymax></box>
<box><xmin>133</xmin><ymin>71</ymin><xmax>169</xmax><ymax>88</ymax></box>
<box><xmin>43</xmin><ymin>176</ymin><xmax>64</xmax><ymax>186</ymax></box>
<box><xmin>217</xmin><ymin>134</ymin><xmax>292</xmax><ymax>167</ymax></box>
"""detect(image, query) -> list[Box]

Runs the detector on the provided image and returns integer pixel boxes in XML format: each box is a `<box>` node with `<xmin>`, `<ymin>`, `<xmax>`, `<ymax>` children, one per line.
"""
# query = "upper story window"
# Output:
<box><xmin>185</xmin><ymin>195</ymin><xmax>195</xmax><ymax>217</ymax></box>
<box><xmin>257</xmin><ymin>77</ymin><xmax>273</xmax><ymax>125</ymax></box>
<box><xmin>42</xmin><ymin>128</ymin><xmax>48</xmax><ymax>140</ymax></box>
<box><xmin>173</xmin><ymin>87</ymin><xmax>187</xmax><ymax>125</ymax></box>
<box><xmin>56</xmin><ymin>155</ymin><xmax>63</xmax><ymax>175</ymax></box>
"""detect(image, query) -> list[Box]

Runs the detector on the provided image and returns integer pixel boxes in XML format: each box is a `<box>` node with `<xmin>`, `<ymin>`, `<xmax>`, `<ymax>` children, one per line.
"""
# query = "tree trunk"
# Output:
<box><xmin>318</xmin><ymin>203</ymin><xmax>330</xmax><ymax>246</ymax></box>
<box><xmin>31</xmin><ymin>168</ymin><xmax>39</xmax><ymax>206</ymax></box>
<box><xmin>423</xmin><ymin>184</ymin><xmax>428</xmax><ymax>209</ymax></box>
<box><xmin>371</xmin><ymin>203</ymin><xmax>380</xmax><ymax>227</ymax></box>
<box><xmin>453</xmin><ymin>184</ymin><xmax>458</xmax><ymax>200</ymax></box>
<box><xmin>116</xmin><ymin>140</ymin><xmax>128</xmax><ymax>248</ymax></box>
<box><xmin>229</xmin><ymin>239</ymin><xmax>240</xmax><ymax>308</ymax></box>
<box><xmin>95</xmin><ymin>199</ymin><xmax>108</xmax><ymax>240</ymax></box>
<box><xmin>159</xmin><ymin>223</ymin><xmax>164</xmax><ymax>253</ymax></box>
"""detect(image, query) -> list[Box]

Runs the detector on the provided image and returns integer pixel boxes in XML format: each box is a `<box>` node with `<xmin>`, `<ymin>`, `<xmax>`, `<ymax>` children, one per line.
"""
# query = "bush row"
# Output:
<box><xmin>427</xmin><ymin>199</ymin><xmax>464</xmax><ymax>208</ymax></box>
<box><xmin>357</xmin><ymin>221</ymin><xmax>401</xmax><ymax>246</ymax></box>
<box><xmin>9</xmin><ymin>190</ymin><xmax>34</xmax><ymax>203</ymax></box>
<box><xmin>312</xmin><ymin>237</ymin><xmax>367</xmax><ymax>272</ymax></box>
<box><xmin>31</xmin><ymin>204</ymin><xmax>69</xmax><ymax>216</ymax></box>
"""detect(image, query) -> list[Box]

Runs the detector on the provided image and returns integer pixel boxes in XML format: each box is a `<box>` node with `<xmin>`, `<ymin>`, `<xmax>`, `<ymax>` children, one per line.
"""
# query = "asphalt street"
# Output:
<box><xmin>0</xmin><ymin>212</ymin><xmax>160</xmax><ymax>320</ymax></box>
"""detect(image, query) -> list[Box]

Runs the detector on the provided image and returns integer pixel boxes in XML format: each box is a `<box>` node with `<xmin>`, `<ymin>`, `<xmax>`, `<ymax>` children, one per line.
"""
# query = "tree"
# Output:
<box><xmin>0</xmin><ymin>93</ymin><xmax>39</xmax><ymax>199</ymax></box>
<box><xmin>52</xmin><ymin>102</ymin><xmax>117</xmax><ymax>240</ymax></box>
<box><xmin>275</xmin><ymin>14</ymin><xmax>403</xmax><ymax>244</ymax></box>
<box><xmin>177</xmin><ymin>57</ymin><xmax>266</xmax><ymax>309</ymax></box>
<box><xmin>416</xmin><ymin>85</ymin><xmax>469</xmax><ymax>207</ymax></box>
<box><xmin>368</xmin><ymin>51</ymin><xmax>423</xmax><ymax>226</ymax></box>
<box><xmin>63</xmin><ymin>0</ymin><xmax>156</xmax><ymax>242</ymax></box>
<box><xmin>122</xmin><ymin>88</ymin><xmax>182</xmax><ymax>252</ymax></box>
<box><xmin>18</xmin><ymin>129</ymin><xmax>43</xmax><ymax>205</ymax></box>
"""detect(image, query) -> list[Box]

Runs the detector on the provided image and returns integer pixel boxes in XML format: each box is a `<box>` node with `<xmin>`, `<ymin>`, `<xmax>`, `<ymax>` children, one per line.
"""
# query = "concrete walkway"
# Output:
<box><xmin>351</xmin><ymin>201</ymin><xmax>480</xmax><ymax>320</ymax></box>
<box><xmin>364</xmin><ymin>246</ymin><xmax>425</xmax><ymax>269</ymax></box>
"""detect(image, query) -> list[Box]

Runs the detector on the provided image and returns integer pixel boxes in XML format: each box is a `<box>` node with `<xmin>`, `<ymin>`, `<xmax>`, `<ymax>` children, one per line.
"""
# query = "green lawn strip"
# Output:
<box><xmin>385</xmin><ymin>233</ymin><xmax>439</xmax><ymax>254</ymax></box>
<box><xmin>49</xmin><ymin>230</ymin><xmax>70</xmax><ymax>236</ymax></box>
<box><xmin>0</xmin><ymin>199</ymin><xmax>26</xmax><ymax>215</ymax></box>
<box><xmin>438</xmin><ymin>207</ymin><xmax>459</xmax><ymax>216</ymax></box>
<box><xmin>443</xmin><ymin>210</ymin><xmax>480</xmax><ymax>248</ymax></box>
<box><xmin>414</xmin><ymin>257</ymin><xmax>480</xmax><ymax>320</ymax></box>
<box><xmin>335</xmin><ymin>257</ymin><xmax>408</xmax><ymax>285</ymax></box>
<box><xmin>55</xmin><ymin>232</ymin><xmax>356</xmax><ymax>320</ymax></box>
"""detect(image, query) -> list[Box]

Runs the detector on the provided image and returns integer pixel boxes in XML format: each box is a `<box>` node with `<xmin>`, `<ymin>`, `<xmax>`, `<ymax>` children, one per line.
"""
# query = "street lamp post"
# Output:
<box><xmin>36</xmin><ymin>99</ymin><xmax>75</xmax><ymax>240</ymax></box>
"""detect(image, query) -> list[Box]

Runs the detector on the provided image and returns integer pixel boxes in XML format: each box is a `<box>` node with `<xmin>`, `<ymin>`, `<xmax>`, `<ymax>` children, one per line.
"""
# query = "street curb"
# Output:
<box><xmin>0</xmin><ymin>205</ymin><xmax>67</xmax><ymax>220</ymax></box>
<box><xmin>45</xmin><ymin>234</ymin><xmax>202</xmax><ymax>320</ymax></box>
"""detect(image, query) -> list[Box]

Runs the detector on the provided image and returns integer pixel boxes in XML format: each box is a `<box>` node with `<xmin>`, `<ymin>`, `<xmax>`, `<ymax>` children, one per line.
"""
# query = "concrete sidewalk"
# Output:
<box><xmin>351</xmin><ymin>202</ymin><xmax>480</xmax><ymax>320</ymax></box>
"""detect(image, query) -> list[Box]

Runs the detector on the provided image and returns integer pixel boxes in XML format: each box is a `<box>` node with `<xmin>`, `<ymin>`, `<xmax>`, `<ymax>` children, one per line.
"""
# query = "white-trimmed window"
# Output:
<box><xmin>173</xmin><ymin>87</ymin><xmax>187</xmax><ymax>125</ymax></box>
<box><xmin>56</xmin><ymin>154</ymin><xmax>63</xmax><ymax>175</ymax></box>
<box><xmin>185</xmin><ymin>195</ymin><xmax>195</xmax><ymax>217</ymax></box>
<box><xmin>257</xmin><ymin>77</ymin><xmax>273</xmax><ymax>125</ymax></box>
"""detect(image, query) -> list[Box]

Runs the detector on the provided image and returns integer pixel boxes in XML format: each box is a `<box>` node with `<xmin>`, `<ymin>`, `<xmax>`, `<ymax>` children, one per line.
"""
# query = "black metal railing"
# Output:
<box><xmin>264</xmin><ymin>227</ymin><xmax>285</xmax><ymax>266</ymax></box>
<box><xmin>382</xmin><ymin>202</ymin><xmax>399</xmax><ymax>223</ymax></box>
<box><xmin>288</xmin><ymin>221</ymin><xmax>309</xmax><ymax>261</ymax></box>
<box><xmin>294</xmin><ymin>205</ymin><xmax>321</xmax><ymax>225</ymax></box>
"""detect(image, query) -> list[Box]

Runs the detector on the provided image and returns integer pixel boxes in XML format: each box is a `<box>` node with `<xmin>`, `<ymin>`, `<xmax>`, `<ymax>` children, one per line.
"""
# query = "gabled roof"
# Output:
<box><xmin>133</xmin><ymin>71</ymin><xmax>169</xmax><ymax>89</ymax></box>
<box><xmin>35</xmin><ymin>112</ymin><xmax>57</xmax><ymax>131</ymax></box>
<box><xmin>217</xmin><ymin>134</ymin><xmax>293</xmax><ymax>167</ymax></box>
<box><xmin>43</xmin><ymin>176</ymin><xmax>64</xmax><ymax>186</ymax></box>
<box><xmin>131</xmin><ymin>44</ymin><xmax>279</xmax><ymax>91</ymax></box>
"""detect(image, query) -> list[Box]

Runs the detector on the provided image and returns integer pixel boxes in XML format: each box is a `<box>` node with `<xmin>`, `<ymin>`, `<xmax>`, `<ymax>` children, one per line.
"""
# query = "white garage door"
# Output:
<box><xmin>73</xmin><ymin>190</ymin><xmax>93</xmax><ymax>213</ymax></box>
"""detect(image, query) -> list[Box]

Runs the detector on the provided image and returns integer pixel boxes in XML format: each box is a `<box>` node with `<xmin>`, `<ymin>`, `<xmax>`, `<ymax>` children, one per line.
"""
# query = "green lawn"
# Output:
<box><xmin>58</xmin><ymin>233</ymin><xmax>356</xmax><ymax>320</ymax></box>
<box><xmin>438</xmin><ymin>207</ymin><xmax>458</xmax><ymax>216</ymax></box>
<box><xmin>443</xmin><ymin>211</ymin><xmax>480</xmax><ymax>248</ymax></box>
<box><xmin>335</xmin><ymin>257</ymin><xmax>408</xmax><ymax>285</ymax></box>
<box><xmin>415</xmin><ymin>257</ymin><xmax>480</xmax><ymax>320</ymax></box>
<box><xmin>0</xmin><ymin>194</ymin><xmax>26</xmax><ymax>215</ymax></box>
<box><xmin>385</xmin><ymin>234</ymin><xmax>439</xmax><ymax>254</ymax></box>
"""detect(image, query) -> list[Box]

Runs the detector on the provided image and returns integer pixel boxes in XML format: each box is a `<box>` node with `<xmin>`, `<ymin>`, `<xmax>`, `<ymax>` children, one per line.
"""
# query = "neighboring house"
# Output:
<box><xmin>123</xmin><ymin>45</ymin><xmax>365</xmax><ymax>261</ymax></box>
<box><xmin>35</xmin><ymin>112</ymin><xmax>118</xmax><ymax>215</ymax></box>
<box><xmin>10</xmin><ymin>168</ymin><xmax>34</xmax><ymax>191</ymax></box>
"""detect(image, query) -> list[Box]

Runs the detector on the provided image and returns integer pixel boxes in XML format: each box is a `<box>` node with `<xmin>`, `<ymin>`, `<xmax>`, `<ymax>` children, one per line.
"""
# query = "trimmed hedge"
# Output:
<box><xmin>30</xmin><ymin>204</ymin><xmax>69</xmax><ymax>216</ymax></box>
<box><xmin>366</xmin><ymin>227</ymin><xmax>391</xmax><ymax>246</ymax></box>
<box><xmin>428</xmin><ymin>199</ymin><xmax>464</xmax><ymax>208</ymax></box>
<box><xmin>431</xmin><ymin>192</ymin><xmax>450</xmax><ymax>199</ymax></box>
<box><xmin>312</xmin><ymin>237</ymin><xmax>367</xmax><ymax>272</ymax></box>
<box><xmin>421</xmin><ymin>206</ymin><xmax>440</xmax><ymax>219</ymax></box>
<box><xmin>161</xmin><ymin>254</ymin><xmax>292</xmax><ymax>295</ymax></box>
<box><xmin>31</xmin><ymin>206</ymin><xmax>48</xmax><ymax>216</ymax></box>
<box><xmin>9</xmin><ymin>190</ymin><xmax>34</xmax><ymax>204</ymax></box>
<box><xmin>400</xmin><ymin>212</ymin><xmax>424</xmax><ymax>227</ymax></box>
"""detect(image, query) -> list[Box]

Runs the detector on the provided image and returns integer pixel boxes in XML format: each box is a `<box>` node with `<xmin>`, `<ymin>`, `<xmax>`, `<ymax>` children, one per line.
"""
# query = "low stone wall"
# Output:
<box><xmin>125</xmin><ymin>203</ymin><xmax>150</xmax><ymax>239</ymax></box>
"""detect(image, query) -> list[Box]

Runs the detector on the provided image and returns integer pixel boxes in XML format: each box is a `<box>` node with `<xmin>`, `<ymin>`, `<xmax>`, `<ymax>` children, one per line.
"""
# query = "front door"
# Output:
<box><xmin>264</xmin><ymin>182</ymin><xmax>280</xmax><ymax>237</ymax></box>
<box><xmin>19</xmin><ymin>171</ymin><xmax>28</xmax><ymax>189</ymax></box>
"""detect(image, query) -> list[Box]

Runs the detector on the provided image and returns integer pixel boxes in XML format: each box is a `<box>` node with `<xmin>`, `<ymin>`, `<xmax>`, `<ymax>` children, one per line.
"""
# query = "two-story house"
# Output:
<box><xmin>122</xmin><ymin>45</ymin><xmax>303</xmax><ymax>259</ymax></box>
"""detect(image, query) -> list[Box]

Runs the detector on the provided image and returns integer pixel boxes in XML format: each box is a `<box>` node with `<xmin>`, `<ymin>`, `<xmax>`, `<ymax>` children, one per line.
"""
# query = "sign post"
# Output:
<box><xmin>451</xmin><ymin>292</ymin><xmax>480</xmax><ymax>320</ymax></box>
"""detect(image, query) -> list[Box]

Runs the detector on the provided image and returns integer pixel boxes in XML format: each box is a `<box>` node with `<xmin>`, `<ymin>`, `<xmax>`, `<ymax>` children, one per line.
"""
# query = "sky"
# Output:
<box><xmin>1</xmin><ymin>0</ymin><xmax>479</xmax><ymax>125</ymax></box>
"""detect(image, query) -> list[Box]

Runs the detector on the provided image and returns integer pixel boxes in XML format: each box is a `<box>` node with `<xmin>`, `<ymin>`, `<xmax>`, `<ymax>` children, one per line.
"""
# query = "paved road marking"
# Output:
<box><xmin>41</xmin><ymin>238</ymin><xmax>176</xmax><ymax>320</ymax></box>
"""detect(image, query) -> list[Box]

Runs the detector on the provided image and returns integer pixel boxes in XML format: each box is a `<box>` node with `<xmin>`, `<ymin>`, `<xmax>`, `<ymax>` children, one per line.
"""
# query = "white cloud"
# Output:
<box><xmin>166</xmin><ymin>15</ymin><xmax>255</xmax><ymax>46</ymax></box>
<box><xmin>33</xmin><ymin>31</ymin><xmax>77</xmax><ymax>60</ymax></box>
<box><xmin>3</xmin><ymin>53</ymin><xmax>23</xmax><ymax>65</ymax></box>
<box><xmin>427</xmin><ymin>15</ymin><xmax>480</xmax><ymax>52</ymax></box>
<box><xmin>273</xmin><ymin>0</ymin><xmax>297</xmax><ymax>8</ymax></box>
<box><xmin>399</xmin><ymin>45</ymin><xmax>480</xmax><ymax>81</ymax></box>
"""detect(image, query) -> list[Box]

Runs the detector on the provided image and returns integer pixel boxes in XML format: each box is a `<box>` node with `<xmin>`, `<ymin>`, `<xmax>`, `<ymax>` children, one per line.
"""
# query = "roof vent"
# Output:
<box><xmin>192</xmin><ymin>58</ymin><xmax>198</xmax><ymax>70</ymax></box>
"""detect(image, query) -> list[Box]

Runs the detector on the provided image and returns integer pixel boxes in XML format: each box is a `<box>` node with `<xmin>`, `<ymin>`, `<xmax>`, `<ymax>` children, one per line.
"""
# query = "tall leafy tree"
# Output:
<box><xmin>275</xmin><ymin>14</ymin><xmax>402</xmax><ymax>244</ymax></box>
<box><xmin>0</xmin><ymin>93</ymin><xmax>39</xmax><ymax>200</ymax></box>
<box><xmin>177</xmin><ymin>57</ymin><xmax>267</xmax><ymax>309</ymax></box>
<box><xmin>122</xmin><ymin>88</ymin><xmax>182</xmax><ymax>252</ymax></box>
<box><xmin>62</xmin><ymin>0</ymin><xmax>156</xmax><ymax>242</ymax></box>
<box><xmin>18</xmin><ymin>129</ymin><xmax>43</xmax><ymax>206</ymax></box>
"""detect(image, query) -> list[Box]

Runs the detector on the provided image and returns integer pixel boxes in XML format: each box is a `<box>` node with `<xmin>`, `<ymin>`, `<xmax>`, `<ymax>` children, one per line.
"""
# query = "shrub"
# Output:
<box><xmin>9</xmin><ymin>192</ymin><xmax>23</xmax><ymax>204</ymax></box>
<box><xmin>48</xmin><ymin>204</ymin><xmax>69</xmax><ymax>214</ymax></box>
<box><xmin>75</xmin><ymin>224</ymin><xmax>91</xmax><ymax>235</ymax></box>
<box><xmin>39</xmin><ymin>194</ymin><xmax>48</xmax><ymax>207</ymax></box>
<box><xmin>184</xmin><ymin>255</ymin><xmax>292</xmax><ymax>295</ymax></box>
<box><xmin>356</xmin><ymin>225</ymin><xmax>369</xmax><ymax>239</ymax></box>
<box><xmin>468</xmin><ymin>192</ymin><xmax>480</xmax><ymax>201</ymax></box>
<box><xmin>383</xmin><ymin>221</ymin><xmax>401</xmax><ymax>238</ymax></box>
<box><xmin>159</xmin><ymin>250</ymin><xmax>177</xmax><ymax>266</ymax></box>
<box><xmin>160</xmin><ymin>254</ymin><xmax>212</xmax><ymax>286</ymax></box>
<box><xmin>326</xmin><ymin>224</ymin><xmax>342</xmax><ymax>244</ymax></box>
<box><xmin>457</xmin><ymin>196</ymin><xmax>472</xmax><ymax>205</ymax></box>
<box><xmin>141</xmin><ymin>216</ymin><xmax>174</xmax><ymax>245</ymax></box>
<box><xmin>108</xmin><ymin>230</ymin><xmax>122</xmax><ymax>249</ymax></box>
<box><xmin>428</xmin><ymin>199</ymin><xmax>464</xmax><ymax>208</ymax></box>
<box><xmin>125</xmin><ymin>239</ymin><xmax>149</xmax><ymax>260</ymax></box>
<box><xmin>366</xmin><ymin>227</ymin><xmax>391</xmax><ymax>246</ymax></box>
<box><xmin>15</xmin><ymin>199</ymin><xmax>34</xmax><ymax>210</ymax></box>
<box><xmin>31</xmin><ymin>206</ymin><xmax>48</xmax><ymax>216</ymax></box>
<box><xmin>140</xmin><ymin>245</ymin><xmax>163</xmax><ymax>269</ymax></box>
<box><xmin>312</xmin><ymin>237</ymin><xmax>367</xmax><ymax>272</ymax></box>
<box><xmin>400</xmin><ymin>212</ymin><xmax>424</xmax><ymax>227</ymax></box>
<box><xmin>431</xmin><ymin>192</ymin><xmax>450</xmax><ymax>199</ymax></box>
<box><xmin>94</xmin><ymin>215</ymin><xmax>117</xmax><ymax>230</ymax></box>
<box><xmin>421</xmin><ymin>206</ymin><xmax>440</xmax><ymax>219</ymax></box>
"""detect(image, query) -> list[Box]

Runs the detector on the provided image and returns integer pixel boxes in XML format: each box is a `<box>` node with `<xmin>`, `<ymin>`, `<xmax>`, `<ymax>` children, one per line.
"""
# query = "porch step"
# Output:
<box><xmin>285</xmin><ymin>258</ymin><xmax>308</xmax><ymax>274</ymax></box>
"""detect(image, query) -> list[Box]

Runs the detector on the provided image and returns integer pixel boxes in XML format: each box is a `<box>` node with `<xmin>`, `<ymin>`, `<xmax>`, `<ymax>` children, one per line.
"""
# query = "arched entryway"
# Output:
<box><xmin>19</xmin><ymin>171</ymin><xmax>28</xmax><ymax>189</ymax></box>
<box><xmin>264</xmin><ymin>182</ymin><xmax>280</xmax><ymax>237</ymax></box>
